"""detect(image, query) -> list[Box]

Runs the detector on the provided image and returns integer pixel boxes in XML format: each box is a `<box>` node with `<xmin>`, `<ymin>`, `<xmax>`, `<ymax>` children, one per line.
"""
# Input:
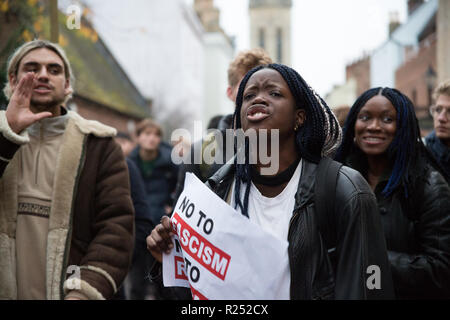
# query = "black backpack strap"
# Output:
<box><xmin>314</xmin><ymin>157</ymin><xmax>343</xmax><ymax>252</ymax></box>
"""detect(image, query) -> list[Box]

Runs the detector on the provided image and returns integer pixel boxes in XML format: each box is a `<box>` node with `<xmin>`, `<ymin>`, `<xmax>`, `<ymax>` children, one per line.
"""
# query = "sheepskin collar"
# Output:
<box><xmin>68</xmin><ymin>110</ymin><xmax>116</xmax><ymax>138</ymax></box>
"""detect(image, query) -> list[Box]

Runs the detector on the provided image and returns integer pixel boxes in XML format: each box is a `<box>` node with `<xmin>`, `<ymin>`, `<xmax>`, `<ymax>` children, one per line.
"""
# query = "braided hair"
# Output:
<box><xmin>335</xmin><ymin>87</ymin><xmax>448</xmax><ymax>198</ymax></box>
<box><xmin>232</xmin><ymin>63</ymin><xmax>342</xmax><ymax>217</ymax></box>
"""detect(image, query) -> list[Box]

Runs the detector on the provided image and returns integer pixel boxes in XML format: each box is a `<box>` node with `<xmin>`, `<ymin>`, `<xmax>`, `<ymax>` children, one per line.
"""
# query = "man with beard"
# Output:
<box><xmin>0</xmin><ymin>40</ymin><xmax>134</xmax><ymax>300</ymax></box>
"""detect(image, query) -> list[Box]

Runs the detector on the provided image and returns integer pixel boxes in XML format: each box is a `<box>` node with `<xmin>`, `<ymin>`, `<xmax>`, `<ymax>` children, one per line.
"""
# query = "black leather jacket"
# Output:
<box><xmin>373</xmin><ymin>166</ymin><xmax>450</xmax><ymax>299</ymax></box>
<box><xmin>206</xmin><ymin>158</ymin><xmax>395</xmax><ymax>299</ymax></box>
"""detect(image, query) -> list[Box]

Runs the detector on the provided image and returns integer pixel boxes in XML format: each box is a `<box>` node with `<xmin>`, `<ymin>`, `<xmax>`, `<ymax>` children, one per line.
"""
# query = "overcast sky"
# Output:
<box><xmin>199</xmin><ymin>0</ymin><xmax>408</xmax><ymax>96</ymax></box>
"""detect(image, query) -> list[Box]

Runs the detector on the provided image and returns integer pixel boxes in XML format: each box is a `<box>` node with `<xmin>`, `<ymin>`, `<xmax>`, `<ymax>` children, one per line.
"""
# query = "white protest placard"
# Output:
<box><xmin>163</xmin><ymin>172</ymin><xmax>290</xmax><ymax>300</ymax></box>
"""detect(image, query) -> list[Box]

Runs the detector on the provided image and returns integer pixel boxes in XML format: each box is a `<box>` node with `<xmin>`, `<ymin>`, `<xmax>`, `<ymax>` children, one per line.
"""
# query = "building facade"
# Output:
<box><xmin>370</xmin><ymin>0</ymin><xmax>438</xmax><ymax>88</ymax></box>
<box><xmin>249</xmin><ymin>0</ymin><xmax>292</xmax><ymax>65</ymax></box>
<box><xmin>80</xmin><ymin>0</ymin><xmax>205</xmax><ymax>139</ymax></box>
<box><xmin>194</xmin><ymin>0</ymin><xmax>235</xmax><ymax>127</ymax></box>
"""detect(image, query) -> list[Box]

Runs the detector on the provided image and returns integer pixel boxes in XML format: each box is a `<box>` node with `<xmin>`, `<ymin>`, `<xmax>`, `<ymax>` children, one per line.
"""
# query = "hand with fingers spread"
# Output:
<box><xmin>146</xmin><ymin>216</ymin><xmax>175</xmax><ymax>263</ymax></box>
<box><xmin>5</xmin><ymin>72</ymin><xmax>52</xmax><ymax>134</ymax></box>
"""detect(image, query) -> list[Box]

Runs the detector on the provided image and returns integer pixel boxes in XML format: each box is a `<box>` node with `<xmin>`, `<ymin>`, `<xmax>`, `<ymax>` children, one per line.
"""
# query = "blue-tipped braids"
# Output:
<box><xmin>232</xmin><ymin>63</ymin><xmax>342</xmax><ymax>217</ymax></box>
<box><xmin>335</xmin><ymin>87</ymin><xmax>448</xmax><ymax>198</ymax></box>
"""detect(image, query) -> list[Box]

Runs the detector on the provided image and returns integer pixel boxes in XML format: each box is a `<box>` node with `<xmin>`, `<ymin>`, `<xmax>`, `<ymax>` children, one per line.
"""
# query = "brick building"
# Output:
<box><xmin>395</xmin><ymin>14</ymin><xmax>437</xmax><ymax>134</ymax></box>
<box><xmin>346</xmin><ymin>55</ymin><xmax>371</xmax><ymax>97</ymax></box>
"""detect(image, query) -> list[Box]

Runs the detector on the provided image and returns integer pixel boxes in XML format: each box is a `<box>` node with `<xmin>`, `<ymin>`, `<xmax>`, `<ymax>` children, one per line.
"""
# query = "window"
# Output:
<box><xmin>259</xmin><ymin>28</ymin><xmax>265</xmax><ymax>49</ymax></box>
<box><xmin>412</xmin><ymin>89</ymin><xmax>417</xmax><ymax>105</ymax></box>
<box><xmin>276</xmin><ymin>28</ymin><xmax>283</xmax><ymax>63</ymax></box>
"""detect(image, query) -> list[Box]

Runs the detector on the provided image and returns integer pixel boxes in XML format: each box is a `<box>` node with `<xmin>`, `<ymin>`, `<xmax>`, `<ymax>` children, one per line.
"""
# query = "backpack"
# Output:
<box><xmin>314</xmin><ymin>157</ymin><xmax>343</xmax><ymax>254</ymax></box>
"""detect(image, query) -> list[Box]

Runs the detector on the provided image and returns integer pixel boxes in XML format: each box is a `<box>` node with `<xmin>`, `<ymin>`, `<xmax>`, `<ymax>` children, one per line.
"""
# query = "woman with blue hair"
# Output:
<box><xmin>147</xmin><ymin>64</ymin><xmax>395</xmax><ymax>299</ymax></box>
<box><xmin>335</xmin><ymin>87</ymin><xmax>450</xmax><ymax>299</ymax></box>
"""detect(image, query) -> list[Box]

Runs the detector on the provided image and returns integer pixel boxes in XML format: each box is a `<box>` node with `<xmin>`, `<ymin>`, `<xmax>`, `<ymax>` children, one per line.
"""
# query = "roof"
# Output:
<box><xmin>58</xmin><ymin>14</ymin><xmax>151</xmax><ymax>119</ymax></box>
<box><xmin>390</xmin><ymin>0</ymin><xmax>437</xmax><ymax>47</ymax></box>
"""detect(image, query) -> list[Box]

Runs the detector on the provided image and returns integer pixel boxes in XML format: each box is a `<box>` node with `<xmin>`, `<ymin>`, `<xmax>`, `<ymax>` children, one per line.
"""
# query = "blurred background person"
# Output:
<box><xmin>336</xmin><ymin>87</ymin><xmax>450</xmax><ymax>299</ymax></box>
<box><xmin>425</xmin><ymin>80</ymin><xmax>450</xmax><ymax>182</ymax></box>
<box><xmin>114</xmin><ymin>132</ymin><xmax>152</xmax><ymax>300</ymax></box>
<box><xmin>115</xmin><ymin>131</ymin><xmax>136</xmax><ymax>157</ymax></box>
<box><xmin>128</xmin><ymin>118</ymin><xmax>179</xmax><ymax>299</ymax></box>
<box><xmin>206</xmin><ymin>114</ymin><xmax>224</xmax><ymax>130</ymax></box>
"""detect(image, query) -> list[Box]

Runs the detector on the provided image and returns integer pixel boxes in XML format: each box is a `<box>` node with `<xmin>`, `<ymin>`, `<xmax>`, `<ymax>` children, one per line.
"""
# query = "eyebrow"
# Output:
<box><xmin>245</xmin><ymin>82</ymin><xmax>282</xmax><ymax>91</ymax></box>
<box><xmin>22</xmin><ymin>61</ymin><xmax>63</xmax><ymax>69</ymax></box>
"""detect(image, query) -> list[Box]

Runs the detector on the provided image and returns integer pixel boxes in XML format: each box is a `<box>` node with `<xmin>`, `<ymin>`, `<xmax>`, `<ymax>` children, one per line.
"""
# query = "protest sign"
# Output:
<box><xmin>163</xmin><ymin>173</ymin><xmax>290</xmax><ymax>300</ymax></box>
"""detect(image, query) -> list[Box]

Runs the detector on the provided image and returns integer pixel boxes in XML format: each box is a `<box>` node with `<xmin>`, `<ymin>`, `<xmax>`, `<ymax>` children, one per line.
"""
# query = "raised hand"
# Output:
<box><xmin>5</xmin><ymin>72</ymin><xmax>52</xmax><ymax>134</ymax></box>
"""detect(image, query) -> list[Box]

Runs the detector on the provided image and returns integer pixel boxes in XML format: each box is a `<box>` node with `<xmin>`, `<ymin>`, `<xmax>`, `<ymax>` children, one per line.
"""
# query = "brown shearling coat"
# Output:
<box><xmin>0</xmin><ymin>110</ymin><xmax>134</xmax><ymax>300</ymax></box>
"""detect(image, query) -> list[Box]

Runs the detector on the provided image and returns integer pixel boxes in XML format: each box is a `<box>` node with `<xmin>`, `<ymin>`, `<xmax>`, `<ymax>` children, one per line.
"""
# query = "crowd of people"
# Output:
<box><xmin>0</xmin><ymin>39</ymin><xmax>449</xmax><ymax>300</ymax></box>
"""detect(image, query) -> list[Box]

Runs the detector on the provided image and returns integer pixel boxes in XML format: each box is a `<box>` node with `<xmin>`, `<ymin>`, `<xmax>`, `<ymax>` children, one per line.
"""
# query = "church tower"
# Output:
<box><xmin>249</xmin><ymin>0</ymin><xmax>292</xmax><ymax>65</ymax></box>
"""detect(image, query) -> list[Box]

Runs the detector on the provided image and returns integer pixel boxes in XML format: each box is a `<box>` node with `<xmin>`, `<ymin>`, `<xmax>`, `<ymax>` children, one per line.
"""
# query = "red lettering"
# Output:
<box><xmin>171</xmin><ymin>212</ymin><xmax>231</xmax><ymax>281</ymax></box>
<box><xmin>174</xmin><ymin>256</ymin><xmax>188</xmax><ymax>280</ymax></box>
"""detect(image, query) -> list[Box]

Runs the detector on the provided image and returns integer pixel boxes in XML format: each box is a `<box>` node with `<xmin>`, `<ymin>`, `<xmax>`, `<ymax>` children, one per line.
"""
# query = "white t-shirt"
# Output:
<box><xmin>230</xmin><ymin>160</ymin><xmax>303</xmax><ymax>299</ymax></box>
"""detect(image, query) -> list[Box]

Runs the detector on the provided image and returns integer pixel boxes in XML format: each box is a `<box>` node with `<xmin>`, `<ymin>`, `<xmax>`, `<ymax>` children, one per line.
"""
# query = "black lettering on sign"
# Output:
<box><xmin>178</xmin><ymin>196</ymin><xmax>195</xmax><ymax>218</ymax></box>
<box><xmin>197</xmin><ymin>210</ymin><xmax>214</xmax><ymax>234</ymax></box>
<box><xmin>174</xmin><ymin>238</ymin><xmax>182</xmax><ymax>253</ymax></box>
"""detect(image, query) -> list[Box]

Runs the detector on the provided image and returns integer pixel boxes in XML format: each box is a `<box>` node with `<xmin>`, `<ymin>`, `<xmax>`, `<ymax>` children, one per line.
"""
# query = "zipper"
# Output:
<box><xmin>287</xmin><ymin>202</ymin><xmax>308</xmax><ymax>241</ymax></box>
<box><xmin>287</xmin><ymin>201</ymin><xmax>309</xmax><ymax>299</ymax></box>
<box><xmin>35</xmin><ymin>125</ymin><xmax>43</xmax><ymax>184</ymax></box>
<box><xmin>59</xmin><ymin>135</ymin><xmax>87</xmax><ymax>299</ymax></box>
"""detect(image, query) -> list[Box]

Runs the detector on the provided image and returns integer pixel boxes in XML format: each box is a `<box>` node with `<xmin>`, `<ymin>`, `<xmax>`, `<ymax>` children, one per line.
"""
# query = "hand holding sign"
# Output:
<box><xmin>146</xmin><ymin>216</ymin><xmax>174</xmax><ymax>263</ymax></box>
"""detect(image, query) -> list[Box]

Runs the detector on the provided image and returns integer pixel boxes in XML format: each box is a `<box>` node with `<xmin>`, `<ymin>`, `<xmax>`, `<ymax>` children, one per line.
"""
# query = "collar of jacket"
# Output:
<box><xmin>426</xmin><ymin>130</ymin><xmax>450</xmax><ymax>162</ymax></box>
<box><xmin>28</xmin><ymin>108</ymin><xmax>69</xmax><ymax>138</ymax></box>
<box><xmin>345</xmin><ymin>149</ymin><xmax>394</xmax><ymax>189</ymax></box>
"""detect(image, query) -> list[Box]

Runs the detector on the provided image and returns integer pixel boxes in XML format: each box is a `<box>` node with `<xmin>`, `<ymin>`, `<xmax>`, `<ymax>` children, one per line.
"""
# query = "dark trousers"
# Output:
<box><xmin>124</xmin><ymin>238</ymin><xmax>156</xmax><ymax>300</ymax></box>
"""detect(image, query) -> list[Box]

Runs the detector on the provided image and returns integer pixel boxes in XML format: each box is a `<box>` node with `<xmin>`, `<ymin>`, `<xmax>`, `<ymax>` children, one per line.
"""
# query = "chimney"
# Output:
<box><xmin>194</xmin><ymin>0</ymin><xmax>221</xmax><ymax>32</ymax></box>
<box><xmin>389</xmin><ymin>11</ymin><xmax>401</xmax><ymax>36</ymax></box>
<box><xmin>408</xmin><ymin>0</ymin><xmax>424</xmax><ymax>16</ymax></box>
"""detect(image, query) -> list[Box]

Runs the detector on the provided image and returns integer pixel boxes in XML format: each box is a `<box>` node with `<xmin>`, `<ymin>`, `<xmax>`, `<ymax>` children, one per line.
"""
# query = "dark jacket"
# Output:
<box><xmin>0</xmin><ymin>110</ymin><xmax>134</xmax><ymax>300</ymax></box>
<box><xmin>126</xmin><ymin>158</ymin><xmax>153</xmax><ymax>244</ymax></box>
<box><xmin>205</xmin><ymin>158</ymin><xmax>395</xmax><ymax>299</ymax></box>
<box><xmin>129</xmin><ymin>143</ymin><xmax>178</xmax><ymax>226</ymax></box>
<box><xmin>345</xmin><ymin>153</ymin><xmax>450</xmax><ymax>299</ymax></box>
<box><xmin>425</xmin><ymin>130</ymin><xmax>450</xmax><ymax>181</ymax></box>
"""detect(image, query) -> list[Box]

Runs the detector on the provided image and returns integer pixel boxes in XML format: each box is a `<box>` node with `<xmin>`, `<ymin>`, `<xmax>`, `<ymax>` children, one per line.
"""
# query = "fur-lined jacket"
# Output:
<box><xmin>0</xmin><ymin>109</ymin><xmax>134</xmax><ymax>300</ymax></box>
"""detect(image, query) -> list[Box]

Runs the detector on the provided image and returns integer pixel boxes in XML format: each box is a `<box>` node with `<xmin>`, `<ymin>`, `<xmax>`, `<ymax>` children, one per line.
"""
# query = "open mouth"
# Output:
<box><xmin>246</xmin><ymin>105</ymin><xmax>270</xmax><ymax>122</ymax></box>
<box><xmin>33</xmin><ymin>84</ymin><xmax>52</xmax><ymax>94</ymax></box>
<box><xmin>362</xmin><ymin>136</ymin><xmax>386</xmax><ymax>144</ymax></box>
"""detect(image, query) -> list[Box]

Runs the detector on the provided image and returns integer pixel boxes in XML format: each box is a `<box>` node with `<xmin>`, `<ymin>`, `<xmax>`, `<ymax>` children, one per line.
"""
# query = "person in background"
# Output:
<box><xmin>115</xmin><ymin>131</ymin><xmax>135</xmax><ymax>157</ymax></box>
<box><xmin>206</xmin><ymin>114</ymin><xmax>224</xmax><ymax>130</ymax></box>
<box><xmin>114</xmin><ymin>131</ymin><xmax>153</xmax><ymax>300</ymax></box>
<box><xmin>425</xmin><ymin>80</ymin><xmax>450</xmax><ymax>182</ymax></box>
<box><xmin>128</xmin><ymin>118</ymin><xmax>178</xmax><ymax>299</ymax></box>
<box><xmin>335</xmin><ymin>87</ymin><xmax>450</xmax><ymax>299</ymax></box>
